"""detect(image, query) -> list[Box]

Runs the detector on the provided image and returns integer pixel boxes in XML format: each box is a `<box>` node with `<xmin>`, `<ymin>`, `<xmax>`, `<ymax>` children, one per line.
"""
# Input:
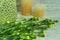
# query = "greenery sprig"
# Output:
<box><xmin>0</xmin><ymin>17</ymin><xmax>58</xmax><ymax>40</ymax></box>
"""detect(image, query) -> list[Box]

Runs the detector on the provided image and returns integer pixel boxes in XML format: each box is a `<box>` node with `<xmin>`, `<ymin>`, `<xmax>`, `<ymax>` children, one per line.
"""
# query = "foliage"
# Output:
<box><xmin>0</xmin><ymin>17</ymin><xmax>58</xmax><ymax>40</ymax></box>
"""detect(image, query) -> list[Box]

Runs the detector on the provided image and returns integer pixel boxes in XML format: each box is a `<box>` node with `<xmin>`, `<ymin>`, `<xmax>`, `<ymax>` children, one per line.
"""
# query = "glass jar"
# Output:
<box><xmin>32</xmin><ymin>4</ymin><xmax>45</xmax><ymax>18</ymax></box>
<box><xmin>21</xmin><ymin>0</ymin><xmax>32</xmax><ymax>16</ymax></box>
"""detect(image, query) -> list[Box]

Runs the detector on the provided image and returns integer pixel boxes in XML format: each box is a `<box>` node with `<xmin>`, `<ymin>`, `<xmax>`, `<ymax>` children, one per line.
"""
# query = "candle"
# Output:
<box><xmin>33</xmin><ymin>4</ymin><xmax>45</xmax><ymax>18</ymax></box>
<box><xmin>21</xmin><ymin>0</ymin><xmax>32</xmax><ymax>16</ymax></box>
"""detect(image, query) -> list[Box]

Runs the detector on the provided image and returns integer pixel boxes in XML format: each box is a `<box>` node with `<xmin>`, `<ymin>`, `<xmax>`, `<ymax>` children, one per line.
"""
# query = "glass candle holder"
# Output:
<box><xmin>33</xmin><ymin>4</ymin><xmax>45</xmax><ymax>18</ymax></box>
<box><xmin>21</xmin><ymin>0</ymin><xmax>32</xmax><ymax>16</ymax></box>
